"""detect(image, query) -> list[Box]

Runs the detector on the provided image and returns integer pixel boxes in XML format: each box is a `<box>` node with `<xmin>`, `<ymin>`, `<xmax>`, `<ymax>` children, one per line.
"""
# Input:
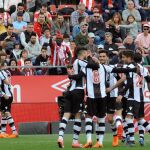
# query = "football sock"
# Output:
<box><xmin>85</xmin><ymin>118</ymin><xmax>92</xmax><ymax>142</ymax></box>
<box><xmin>98</xmin><ymin>117</ymin><xmax>105</xmax><ymax>145</ymax></box>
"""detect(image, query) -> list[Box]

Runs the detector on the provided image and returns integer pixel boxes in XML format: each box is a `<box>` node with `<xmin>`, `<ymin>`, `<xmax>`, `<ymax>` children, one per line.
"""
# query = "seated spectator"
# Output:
<box><xmin>34</xmin><ymin>13</ymin><xmax>51</xmax><ymax>38</ymax></box>
<box><xmin>134</xmin><ymin>0</ymin><xmax>150</xmax><ymax>21</ymax></box>
<box><xmin>123</xmin><ymin>35</ymin><xmax>136</xmax><ymax>51</ymax></box>
<box><xmin>20</xmin><ymin>22</ymin><xmax>38</xmax><ymax>48</ymax></box>
<box><xmin>49</xmin><ymin>34</ymin><xmax>72</xmax><ymax>66</ymax></box>
<box><xmin>0</xmin><ymin>23</ymin><xmax>18</xmax><ymax>46</ymax></box>
<box><xmin>34</xmin><ymin>3</ymin><xmax>52</xmax><ymax>23</ymax></box>
<box><xmin>51</xmin><ymin>13</ymin><xmax>70</xmax><ymax>36</ymax></box>
<box><xmin>13</xmin><ymin>11</ymin><xmax>27</xmax><ymax>34</ymax></box>
<box><xmin>122</xmin><ymin>0</ymin><xmax>141</xmax><ymax>30</ymax></box>
<box><xmin>135</xmin><ymin>23</ymin><xmax>150</xmax><ymax>56</ymax></box>
<box><xmin>72</xmin><ymin>16</ymin><xmax>86</xmax><ymax>39</ymax></box>
<box><xmin>85</xmin><ymin>33</ymin><xmax>99</xmax><ymax>57</ymax></box>
<box><xmin>40</xmin><ymin>28</ymin><xmax>51</xmax><ymax>46</ymax></box>
<box><xmin>8</xmin><ymin>58</ymin><xmax>22</xmax><ymax>76</ymax></box>
<box><xmin>18</xmin><ymin>49</ymin><xmax>28</xmax><ymax>69</ymax></box>
<box><xmin>11</xmin><ymin>3</ymin><xmax>30</xmax><ymax>23</ymax></box>
<box><xmin>71</xmin><ymin>3</ymin><xmax>88</xmax><ymax>26</ymax></box>
<box><xmin>25</xmin><ymin>32</ymin><xmax>41</xmax><ymax>62</ymax></box>
<box><xmin>104</xmin><ymin>32</ymin><xmax>119</xmax><ymax>64</ymax></box>
<box><xmin>0</xmin><ymin>14</ymin><xmax>6</xmax><ymax>35</ymax></box>
<box><xmin>10</xmin><ymin>41</ymin><xmax>22</xmax><ymax>60</ymax></box>
<box><xmin>106</xmin><ymin>12</ymin><xmax>124</xmax><ymax>42</ymax></box>
<box><xmin>75</xmin><ymin>22</ymin><xmax>88</xmax><ymax>47</ymax></box>
<box><xmin>34</xmin><ymin>46</ymin><xmax>49</xmax><ymax>75</ymax></box>
<box><xmin>102</xmin><ymin>0</ymin><xmax>125</xmax><ymax>21</ymax></box>
<box><xmin>88</xmin><ymin>12</ymin><xmax>105</xmax><ymax>45</ymax></box>
<box><xmin>0</xmin><ymin>51</ymin><xmax>8</xmax><ymax>63</ymax></box>
<box><xmin>0</xmin><ymin>8</ymin><xmax>11</xmax><ymax>26</ymax></box>
<box><xmin>117</xmin><ymin>15</ymin><xmax>138</xmax><ymax>39</ymax></box>
<box><xmin>21</xmin><ymin>58</ymin><xmax>36</xmax><ymax>76</ymax></box>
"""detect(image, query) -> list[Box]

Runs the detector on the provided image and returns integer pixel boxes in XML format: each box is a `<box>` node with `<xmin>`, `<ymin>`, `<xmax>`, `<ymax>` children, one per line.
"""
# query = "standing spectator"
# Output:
<box><xmin>85</xmin><ymin>32</ymin><xmax>99</xmax><ymax>57</ymax></box>
<box><xmin>51</xmin><ymin>13</ymin><xmax>70</xmax><ymax>36</ymax></box>
<box><xmin>34</xmin><ymin>13</ymin><xmax>51</xmax><ymax>38</ymax></box>
<box><xmin>0</xmin><ymin>14</ymin><xmax>6</xmax><ymax>35</ymax></box>
<box><xmin>34</xmin><ymin>3</ymin><xmax>52</xmax><ymax>23</ymax></box>
<box><xmin>122</xmin><ymin>0</ymin><xmax>141</xmax><ymax>30</ymax></box>
<box><xmin>13</xmin><ymin>11</ymin><xmax>27</xmax><ymax>34</ymax></box>
<box><xmin>8</xmin><ymin>58</ymin><xmax>22</xmax><ymax>76</ymax></box>
<box><xmin>34</xmin><ymin>46</ymin><xmax>49</xmax><ymax>75</ymax></box>
<box><xmin>88</xmin><ymin>12</ymin><xmax>105</xmax><ymax>45</ymax></box>
<box><xmin>75</xmin><ymin>22</ymin><xmax>89</xmax><ymax>47</ymax></box>
<box><xmin>0</xmin><ymin>8</ymin><xmax>11</xmax><ymax>26</ymax></box>
<box><xmin>11</xmin><ymin>3</ymin><xmax>30</xmax><ymax>23</ymax></box>
<box><xmin>21</xmin><ymin>58</ymin><xmax>36</xmax><ymax>76</ymax></box>
<box><xmin>20</xmin><ymin>22</ymin><xmax>38</xmax><ymax>48</ymax></box>
<box><xmin>135</xmin><ymin>23</ymin><xmax>150</xmax><ymax>55</ymax></box>
<box><xmin>102</xmin><ymin>0</ymin><xmax>125</xmax><ymax>21</ymax></box>
<box><xmin>71</xmin><ymin>3</ymin><xmax>88</xmax><ymax>26</ymax></box>
<box><xmin>50</xmin><ymin>34</ymin><xmax>72</xmax><ymax>66</ymax></box>
<box><xmin>134</xmin><ymin>0</ymin><xmax>150</xmax><ymax>21</ymax></box>
<box><xmin>25</xmin><ymin>32</ymin><xmax>41</xmax><ymax>62</ymax></box>
<box><xmin>40</xmin><ymin>28</ymin><xmax>51</xmax><ymax>46</ymax></box>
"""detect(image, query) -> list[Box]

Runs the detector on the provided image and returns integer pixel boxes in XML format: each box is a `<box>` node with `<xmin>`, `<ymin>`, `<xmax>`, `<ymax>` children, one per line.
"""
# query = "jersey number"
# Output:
<box><xmin>93</xmin><ymin>71</ymin><xmax>100</xmax><ymax>84</ymax></box>
<box><xmin>136</xmin><ymin>75</ymin><xmax>143</xmax><ymax>88</ymax></box>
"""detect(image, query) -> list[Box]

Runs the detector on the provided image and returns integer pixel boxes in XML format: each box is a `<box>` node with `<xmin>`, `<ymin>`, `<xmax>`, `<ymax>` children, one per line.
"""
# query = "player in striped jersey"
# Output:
<box><xmin>0</xmin><ymin>61</ymin><xmax>18</xmax><ymax>138</ymax></box>
<box><xmin>57</xmin><ymin>47</ymin><xmax>87</xmax><ymax>148</ymax></box>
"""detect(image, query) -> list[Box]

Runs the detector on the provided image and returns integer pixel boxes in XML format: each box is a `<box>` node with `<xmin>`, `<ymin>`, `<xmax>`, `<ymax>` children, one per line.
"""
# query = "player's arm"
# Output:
<box><xmin>0</xmin><ymin>87</ymin><xmax>9</xmax><ymax>100</ymax></box>
<box><xmin>145</xmin><ymin>75</ymin><xmax>150</xmax><ymax>82</ymax></box>
<box><xmin>68</xmin><ymin>71</ymin><xmax>85</xmax><ymax>80</ymax></box>
<box><xmin>111</xmin><ymin>67</ymin><xmax>137</xmax><ymax>73</ymax></box>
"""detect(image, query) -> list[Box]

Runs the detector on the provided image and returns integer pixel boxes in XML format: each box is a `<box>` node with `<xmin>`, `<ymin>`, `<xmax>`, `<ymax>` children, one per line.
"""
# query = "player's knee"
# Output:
<box><xmin>107</xmin><ymin>115</ymin><xmax>113</xmax><ymax>124</ymax></box>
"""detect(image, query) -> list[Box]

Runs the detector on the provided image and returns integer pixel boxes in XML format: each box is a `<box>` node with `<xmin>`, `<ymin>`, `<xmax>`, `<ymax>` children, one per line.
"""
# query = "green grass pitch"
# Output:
<box><xmin>0</xmin><ymin>134</ymin><xmax>150</xmax><ymax>150</ymax></box>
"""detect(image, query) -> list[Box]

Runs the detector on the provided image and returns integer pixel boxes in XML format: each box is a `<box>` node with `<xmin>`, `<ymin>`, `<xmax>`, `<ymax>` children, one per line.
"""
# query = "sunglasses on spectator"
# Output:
<box><xmin>143</xmin><ymin>28</ymin><xmax>149</xmax><ymax>30</ymax></box>
<box><xmin>94</xmin><ymin>16</ymin><xmax>99</xmax><ymax>18</ymax></box>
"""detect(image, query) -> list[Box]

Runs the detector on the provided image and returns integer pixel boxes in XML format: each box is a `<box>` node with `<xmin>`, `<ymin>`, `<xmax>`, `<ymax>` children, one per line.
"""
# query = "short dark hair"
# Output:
<box><xmin>7</xmin><ymin>23</ymin><xmax>13</xmax><ymax>28</ymax></box>
<box><xmin>99</xmin><ymin>50</ymin><xmax>109</xmax><ymax>57</ymax></box>
<box><xmin>41</xmin><ymin>3</ymin><xmax>47</xmax><ymax>8</ymax></box>
<box><xmin>76</xmin><ymin>46</ymin><xmax>87</xmax><ymax>56</ymax></box>
<box><xmin>41</xmin><ymin>46</ymin><xmax>47</xmax><ymax>51</ymax></box>
<box><xmin>30</xmin><ymin>32</ymin><xmax>36</xmax><ymax>38</ymax></box>
<box><xmin>57</xmin><ymin>12</ymin><xmax>63</xmax><ymax>17</ymax></box>
<box><xmin>24</xmin><ymin>58</ymin><xmax>31</xmax><ymax>63</ymax></box>
<box><xmin>134</xmin><ymin>52</ymin><xmax>142</xmax><ymax>63</ymax></box>
<box><xmin>122</xmin><ymin>50</ymin><xmax>134</xmax><ymax>59</ymax></box>
<box><xmin>78</xmin><ymin>16</ymin><xmax>85</xmax><ymax>24</ymax></box>
<box><xmin>17</xmin><ymin>3</ymin><xmax>24</xmax><ymax>7</ymax></box>
<box><xmin>9</xmin><ymin>58</ymin><xmax>17</xmax><ymax>66</ymax></box>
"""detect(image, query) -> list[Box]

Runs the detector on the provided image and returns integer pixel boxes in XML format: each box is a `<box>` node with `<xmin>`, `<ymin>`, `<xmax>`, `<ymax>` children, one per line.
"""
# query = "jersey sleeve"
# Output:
<box><xmin>0</xmin><ymin>71</ymin><xmax>7</xmax><ymax>81</ymax></box>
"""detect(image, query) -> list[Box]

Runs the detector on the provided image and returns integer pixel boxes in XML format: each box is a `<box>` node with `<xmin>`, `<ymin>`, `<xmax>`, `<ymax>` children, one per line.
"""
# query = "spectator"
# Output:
<box><xmin>122</xmin><ymin>0</ymin><xmax>141</xmax><ymax>30</ymax></box>
<box><xmin>21</xmin><ymin>58</ymin><xmax>36</xmax><ymax>76</ymax></box>
<box><xmin>102</xmin><ymin>0</ymin><xmax>125</xmax><ymax>21</ymax></box>
<box><xmin>13</xmin><ymin>11</ymin><xmax>27</xmax><ymax>34</ymax></box>
<box><xmin>88</xmin><ymin>12</ymin><xmax>105</xmax><ymax>45</ymax></box>
<box><xmin>104</xmin><ymin>32</ymin><xmax>119</xmax><ymax>64</ymax></box>
<box><xmin>18</xmin><ymin>49</ymin><xmax>28</xmax><ymax>68</ymax></box>
<box><xmin>71</xmin><ymin>3</ymin><xmax>88</xmax><ymax>26</ymax></box>
<box><xmin>51</xmin><ymin>13</ymin><xmax>70</xmax><ymax>36</ymax></box>
<box><xmin>135</xmin><ymin>23</ymin><xmax>150</xmax><ymax>55</ymax></box>
<box><xmin>10</xmin><ymin>41</ymin><xmax>22</xmax><ymax>60</ymax></box>
<box><xmin>75</xmin><ymin>22</ymin><xmax>88</xmax><ymax>47</ymax></box>
<box><xmin>0</xmin><ymin>51</ymin><xmax>8</xmax><ymax>63</ymax></box>
<box><xmin>0</xmin><ymin>14</ymin><xmax>7</xmax><ymax>35</ymax></box>
<box><xmin>34</xmin><ymin>46</ymin><xmax>49</xmax><ymax>75</ymax></box>
<box><xmin>134</xmin><ymin>0</ymin><xmax>150</xmax><ymax>21</ymax></box>
<box><xmin>25</xmin><ymin>32</ymin><xmax>41</xmax><ymax>62</ymax></box>
<box><xmin>106</xmin><ymin>12</ymin><xmax>124</xmax><ymax>42</ymax></box>
<box><xmin>11</xmin><ymin>3</ymin><xmax>30</xmax><ymax>23</ymax></box>
<box><xmin>70</xmin><ymin>40</ymin><xmax>76</xmax><ymax>62</ymax></box>
<box><xmin>0</xmin><ymin>8</ymin><xmax>11</xmax><ymax>26</ymax></box>
<box><xmin>0</xmin><ymin>24</ymin><xmax>18</xmax><ymax>46</ymax></box>
<box><xmin>20</xmin><ymin>22</ymin><xmax>38</xmax><ymax>48</ymax></box>
<box><xmin>34</xmin><ymin>3</ymin><xmax>52</xmax><ymax>23</ymax></box>
<box><xmin>8</xmin><ymin>58</ymin><xmax>22</xmax><ymax>76</ymax></box>
<box><xmin>34</xmin><ymin>13</ymin><xmax>51</xmax><ymax>38</ymax></box>
<box><xmin>50</xmin><ymin>34</ymin><xmax>72</xmax><ymax>66</ymax></box>
<box><xmin>40</xmin><ymin>28</ymin><xmax>51</xmax><ymax>46</ymax></box>
<box><xmin>117</xmin><ymin>15</ymin><xmax>138</xmax><ymax>39</ymax></box>
<box><xmin>72</xmin><ymin>16</ymin><xmax>86</xmax><ymax>39</ymax></box>
<box><xmin>85</xmin><ymin>32</ymin><xmax>99</xmax><ymax>57</ymax></box>
<box><xmin>123</xmin><ymin>35</ymin><xmax>136</xmax><ymax>51</ymax></box>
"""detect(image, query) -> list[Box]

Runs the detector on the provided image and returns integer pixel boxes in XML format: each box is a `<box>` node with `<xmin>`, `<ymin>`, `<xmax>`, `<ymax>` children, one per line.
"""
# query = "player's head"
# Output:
<box><xmin>98</xmin><ymin>50</ymin><xmax>109</xmax><ymax>64</ymax></box>
<box><xmin>76</xmin><ymin>46</ymin><xmax>87</xmax><ymax>60</ymax></box>
<box><xmin>133</xmin><ymin>52</ymin><xmax>142</xmax><ymax>64</ymax></box>
<box><xmin>121</xmin><ymin>50</ymin><xmax>134</xmax><ymax>64</ymax></box>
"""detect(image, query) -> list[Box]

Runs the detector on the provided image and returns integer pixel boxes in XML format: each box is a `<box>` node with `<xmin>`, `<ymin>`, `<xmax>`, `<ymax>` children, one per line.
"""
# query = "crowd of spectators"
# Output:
<box><xmin>0</xmin><ymin>0</ymin><xmax>150</xmax><ymax>76</ymax></box>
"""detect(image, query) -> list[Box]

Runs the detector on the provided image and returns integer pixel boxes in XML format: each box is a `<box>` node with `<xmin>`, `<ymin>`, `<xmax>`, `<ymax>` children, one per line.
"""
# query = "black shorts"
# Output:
<box><xmin>0</xmin><ymin>97</ymin><xmax>13</xmax><ymax>113</ymax></box>
<box><xmin>126</xmin><ymin>100</ymin><xmax>141</xmax><ymax>119</ymax></box>
<box><xmin>122</xmin><ymin>97</ymin><xmax>127</xmax><ymax>119</ymax></box>
<box><xmin>138</xmin><ymin>102</ymin><xmax>145</xmax><ymax>118</ymax></box>
<box><xmin>86</xmin><ymin>97</ymin><xmax>107</xmax><ymax>118</ymax></box>
<box><xmin>107</xmin><ymin>97</ymin><xmax>116</xmax><ymax>114</ymax></box>
<box><xmin>64</xmin><ymin>89</ymin><xmax>84</xmax><ymax>114</ymax></box>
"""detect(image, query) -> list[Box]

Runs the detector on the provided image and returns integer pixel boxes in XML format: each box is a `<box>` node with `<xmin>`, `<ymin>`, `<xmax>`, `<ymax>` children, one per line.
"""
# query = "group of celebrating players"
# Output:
<box><xmin>57</xmin><ymin>47</ymin><xmax>150</xmax><ymax>148</ymax></box>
